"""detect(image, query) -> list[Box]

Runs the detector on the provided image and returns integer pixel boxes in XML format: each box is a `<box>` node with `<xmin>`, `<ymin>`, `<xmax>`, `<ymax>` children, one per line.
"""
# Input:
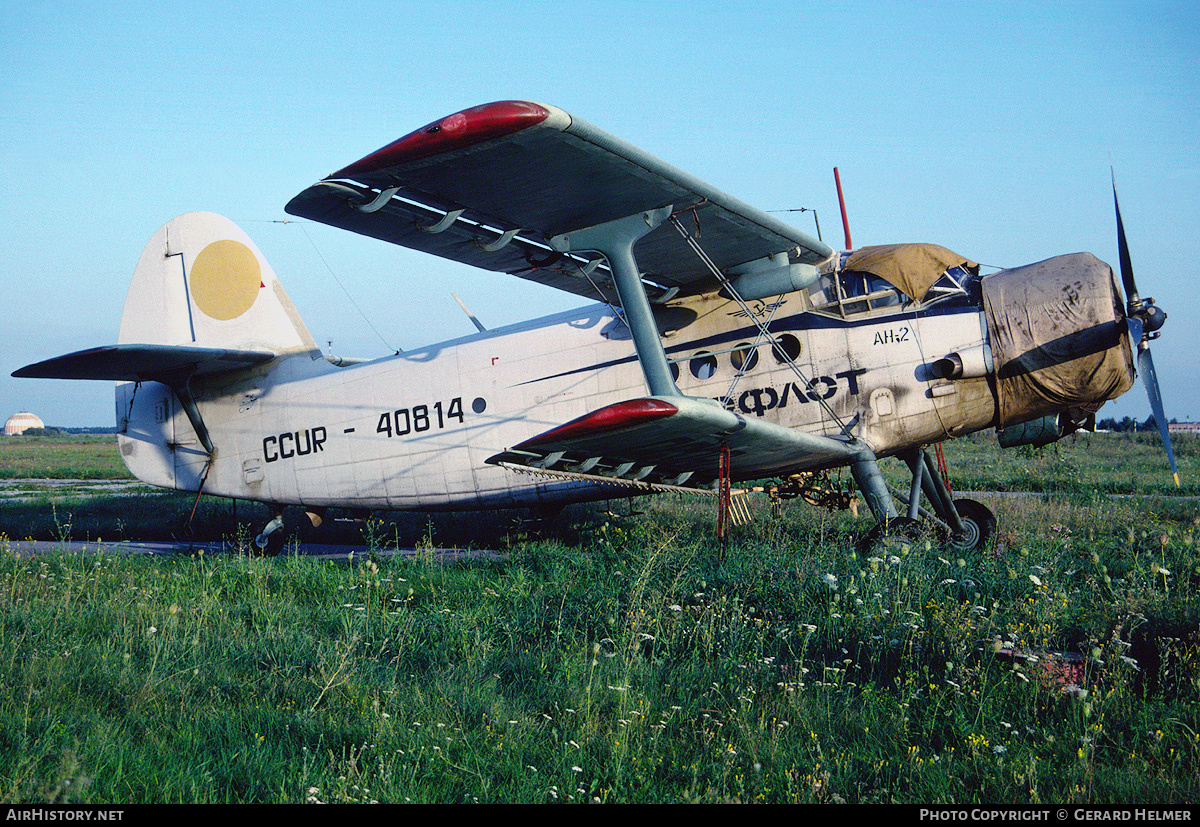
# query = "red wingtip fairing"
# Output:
<box><xmin>516</xmin><ymin>399</ymin><xmax>679</xmax><ymax>449</ymax></box>
<box><xmin>332</xmin><ymin>101</ymin><xmax>551</xmax><ymax>179</ymax></box>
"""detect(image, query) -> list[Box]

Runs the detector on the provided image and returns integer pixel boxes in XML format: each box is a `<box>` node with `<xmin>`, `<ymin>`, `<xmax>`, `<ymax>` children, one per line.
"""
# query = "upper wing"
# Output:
<box><xmin>486</xmin><ymin>396</ymin><xmax>859</xmax><ymax>492</ymax></box>
<box><xmin>285</xmin><ymin>101</ymin><xmax>831</xmax><ymax>303</ymax></box>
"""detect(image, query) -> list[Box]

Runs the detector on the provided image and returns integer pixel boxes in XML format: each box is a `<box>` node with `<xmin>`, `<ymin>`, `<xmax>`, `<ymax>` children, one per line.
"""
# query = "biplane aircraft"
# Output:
<box><xmin>14</xmin><ymin>100</ymin><xmax>1178</xmax><ymax>554</ymax></box>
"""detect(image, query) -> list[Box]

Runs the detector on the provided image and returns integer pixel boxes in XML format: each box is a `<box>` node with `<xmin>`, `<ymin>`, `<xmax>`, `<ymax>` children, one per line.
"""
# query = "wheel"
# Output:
<box><xmin>858</xmin><ymin>516</ymin><xmax>924</xmax><ymax>554</ymax></box>
<box><xmin>947</xmin><ymin>498</ymin><xmax>996</xmax><ymax>553</ymax></box>
<box><xmin>254</xmin><ymin>529</ymin><xmax>285</xmax><ymax>557</ymax></box>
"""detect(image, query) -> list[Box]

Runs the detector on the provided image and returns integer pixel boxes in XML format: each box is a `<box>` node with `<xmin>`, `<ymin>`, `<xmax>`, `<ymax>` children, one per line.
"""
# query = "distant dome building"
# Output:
<box><xmin>4</xmin><ymin>411</ymin><xmax>45</xmax><ymax>435</ymax></box>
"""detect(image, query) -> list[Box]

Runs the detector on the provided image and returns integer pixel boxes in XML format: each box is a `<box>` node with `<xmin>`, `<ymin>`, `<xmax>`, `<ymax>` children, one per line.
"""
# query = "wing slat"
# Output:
<box><xmin>286</xmin><ymin>181</ymin><xmax>621</xmax><ymax>303</ymax></box>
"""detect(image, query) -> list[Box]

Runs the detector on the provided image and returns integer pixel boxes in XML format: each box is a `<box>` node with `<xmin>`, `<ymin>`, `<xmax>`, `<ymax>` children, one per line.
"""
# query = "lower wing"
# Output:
<box><xmin>486</xmin><ymin>396</ymin><xmax>858</xmax><ymax>493</ymax></box>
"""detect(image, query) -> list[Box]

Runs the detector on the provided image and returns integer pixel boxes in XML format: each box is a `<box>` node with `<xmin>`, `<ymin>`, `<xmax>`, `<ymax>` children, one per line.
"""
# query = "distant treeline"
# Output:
<box><xmin>9</xmin><ymin>427</ymin><xmax>118</xmax><ymax>436</ymax></box>
<box><xmin>1095</xmin><ymin>415</ymin><xmax>1171</xmax><ymax>432</ymax></box>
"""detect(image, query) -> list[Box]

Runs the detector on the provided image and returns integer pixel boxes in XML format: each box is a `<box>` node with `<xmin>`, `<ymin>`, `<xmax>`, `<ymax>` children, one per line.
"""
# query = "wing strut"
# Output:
<box><xmin>551</xmin><ymin>207</ymin><xmax>682</xmax><ymax>397</ymax></box>
<box><xmin>666</xmin><ymin>214</ymin><xmax>856</xmax><ymax>439</ymax></box>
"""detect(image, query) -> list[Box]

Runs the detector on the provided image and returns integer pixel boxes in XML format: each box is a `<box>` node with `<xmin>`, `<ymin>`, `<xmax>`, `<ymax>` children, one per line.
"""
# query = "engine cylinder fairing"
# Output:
<box><xmin>980</xmin><ymin>252</ymin><xmax>1135</xmax><ymax>427</ymax></box>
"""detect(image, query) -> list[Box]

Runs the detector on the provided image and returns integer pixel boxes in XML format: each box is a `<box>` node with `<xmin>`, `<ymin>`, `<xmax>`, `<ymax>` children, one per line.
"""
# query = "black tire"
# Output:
<box><xmin>254</xmin><ymin>530</ymin><xmax>285</xmax><ymax>557</ymax></box>
<box><xmin>948</xmin><ymin>498</ymin><xmax>996</xmax><ymax>553</ymax></box>
<box><xmin>858</xmin><ymin>516</ymin><xmax>924</xmax><ymax>554</ymax></box>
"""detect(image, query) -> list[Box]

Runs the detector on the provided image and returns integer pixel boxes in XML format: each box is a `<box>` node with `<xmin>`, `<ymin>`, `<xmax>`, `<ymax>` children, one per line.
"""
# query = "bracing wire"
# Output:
<box><xmin>294</xmin><ymin>222</ymin><xmax>400</xmax><ymax>354</ymax></box>
<box><xmin>255</xmin><ymin>219</ymin><xmax>400</xmax><ymax>355</ymax></box>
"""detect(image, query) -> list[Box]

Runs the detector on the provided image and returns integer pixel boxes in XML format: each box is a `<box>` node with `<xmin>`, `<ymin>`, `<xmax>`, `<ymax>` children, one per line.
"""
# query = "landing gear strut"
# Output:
<box><xmin>855</xmin><ymin>447</ymin><xmax>996</xmax><ymax>554</ymax></box>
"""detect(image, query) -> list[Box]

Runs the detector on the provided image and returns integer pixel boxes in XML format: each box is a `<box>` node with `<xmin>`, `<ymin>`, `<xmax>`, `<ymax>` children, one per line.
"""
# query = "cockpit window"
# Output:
<box><xmin>806</xmin><ymin>270</ymin><xmax>906</xmax><ymax>318</ymax></box>
<box><xmin>806</xmin><ymin>260</ymin><xmax>969</xmax><ymax>319</ymax></box>
<box><xmin>922</xmin><ymin>265</ymin><xmax>971</xmax><ymax>304</ymax></box>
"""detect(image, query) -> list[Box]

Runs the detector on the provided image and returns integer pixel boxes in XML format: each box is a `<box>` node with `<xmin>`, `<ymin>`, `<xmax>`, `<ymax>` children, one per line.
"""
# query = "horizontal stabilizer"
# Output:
<box><xmin>486</xmin><ymin>396</ymin><xmax>858</xmax><ymax>489</ymax></box>
<box><xmin>13</xmin><ymin>344</ymin><xmax>275</xmax><ymax>385</ymax></box>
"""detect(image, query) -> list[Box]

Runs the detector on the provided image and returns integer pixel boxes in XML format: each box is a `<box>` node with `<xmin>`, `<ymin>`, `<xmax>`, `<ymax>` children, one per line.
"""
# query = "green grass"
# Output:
<box><xmin>1</xmin><ymin>491</ymin><xmax>1198</xmax><ymax>804</ymax></box>
<box><xmin>922</xmin><ymin>431</ymin><xmax>1199</xmax><ymax>498</ymax></box>
<box><xmin>0</xmin><ymin>431</ymin><xmax>1197</xmax><ymax>803</ymax></box>
<box><xmin>0</xmin><ymin>436</ymin><xmax>131</xmax><ymax>480</ymax></box>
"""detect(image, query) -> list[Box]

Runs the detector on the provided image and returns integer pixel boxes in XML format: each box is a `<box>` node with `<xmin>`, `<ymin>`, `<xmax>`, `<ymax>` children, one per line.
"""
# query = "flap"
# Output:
<box><xmin>486</xmin><ymin>396</ymin><xmax>858</xmax><ymax>490</ymax></box>
<box><xmin>285</xmin><ymin>100</ymin><xmax>832</xmax><ymax>301</ymax></box>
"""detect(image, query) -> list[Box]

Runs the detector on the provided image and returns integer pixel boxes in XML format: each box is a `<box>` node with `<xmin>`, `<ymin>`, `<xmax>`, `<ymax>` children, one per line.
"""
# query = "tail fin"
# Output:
<box><xmin>15</xmin><ymin>213</ymin><xmax>321</xmax><ymax>492</ymax></box>
<box><xmin>119</xmin><ymin>212</ymin><xmax>318</xmax><ymax>355</ymax></box>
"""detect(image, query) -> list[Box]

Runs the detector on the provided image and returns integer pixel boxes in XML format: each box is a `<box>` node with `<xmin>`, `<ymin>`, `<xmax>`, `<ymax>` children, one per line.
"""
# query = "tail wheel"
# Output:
<box><xmin>253</xmin><ymin>530</ymin><xmax>285</xmax><ymax>557</ymax></box>
<box><xmin>948</xmin><ymin>499</ymin><xmax>996</xmax><ymax>553</ymax></box>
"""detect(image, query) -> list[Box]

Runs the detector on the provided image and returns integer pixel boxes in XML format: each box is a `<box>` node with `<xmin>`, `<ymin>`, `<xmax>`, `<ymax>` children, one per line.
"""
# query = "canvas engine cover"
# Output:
<box><xmin>981</xmin><ymin>252</ymin><xmax>1135</xmax><ymax>427</ymax></box>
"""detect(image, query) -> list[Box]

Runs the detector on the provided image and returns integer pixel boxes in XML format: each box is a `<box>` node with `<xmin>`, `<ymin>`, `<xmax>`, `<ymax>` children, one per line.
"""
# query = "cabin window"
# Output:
<box><xmin>689</xmin><ymin>352</ymin><xmax>718</xmax><ymax>380</ymax></box>
<box><xmin>771</xmin><ymin>333</ymin><xmax>802</xmax><ymax>363</ymax></box>
<box><xmin>730</xmin><ymin>344</ymin><xmax>759</xmax><ymax>372</ymax></box>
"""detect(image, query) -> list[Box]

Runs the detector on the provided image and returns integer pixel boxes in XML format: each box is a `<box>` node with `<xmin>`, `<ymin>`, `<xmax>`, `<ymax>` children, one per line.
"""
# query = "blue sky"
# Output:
<box><xmin>3</xmin><ymin>0</ymin><xmax>1198</xmax><ymax>435</ymax></box>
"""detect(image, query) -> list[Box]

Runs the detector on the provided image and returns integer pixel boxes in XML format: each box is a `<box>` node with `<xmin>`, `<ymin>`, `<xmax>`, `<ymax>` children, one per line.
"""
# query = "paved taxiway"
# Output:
<box><xmin>4</xmin><ymin>538</ymin><xmax>504</xmax><ymax>562</ymax></box>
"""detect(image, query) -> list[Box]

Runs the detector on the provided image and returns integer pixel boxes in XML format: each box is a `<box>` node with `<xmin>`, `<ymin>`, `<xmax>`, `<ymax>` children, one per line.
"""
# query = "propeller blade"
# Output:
<box><xmin>1112</xmin><ymin>169</ymin><xmax>1139</xmax><ymax>307</ymax></box>
<box><xmin>1126</xmin><ymin>316</ymin><xmax>1143</xmax><ymax>354</ymax></box>
<box><xmin>1137</xmin><ymin>345</ymin><xmax>1180</xmax><ymax>487</ymax></box>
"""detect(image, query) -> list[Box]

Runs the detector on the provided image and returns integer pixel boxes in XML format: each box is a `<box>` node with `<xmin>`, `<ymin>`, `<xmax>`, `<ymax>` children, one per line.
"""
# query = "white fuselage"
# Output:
<box><xmin>117</xmin><ymin>287</ymin><xmax>998</xmax><ymax>511</ymax></box>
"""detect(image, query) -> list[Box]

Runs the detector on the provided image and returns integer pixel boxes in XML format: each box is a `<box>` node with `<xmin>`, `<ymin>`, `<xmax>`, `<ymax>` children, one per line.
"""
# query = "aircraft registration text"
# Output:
<box><xmin>263</xmin><ymin>427</ymin><xmax>328</xmax><ymax>463</ymax></box>
<box><xmin>376</xmin><ymin>397</ymin><xmax>466</xmax><ymax>438</ymax></box>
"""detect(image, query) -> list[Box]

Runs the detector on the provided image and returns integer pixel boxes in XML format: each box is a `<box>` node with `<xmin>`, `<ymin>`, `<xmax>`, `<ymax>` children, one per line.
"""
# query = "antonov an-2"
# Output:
<box><xmin>15</xmin><ymin>101</ymin><xmax>1177</xmax><ymax>554</ymax></box>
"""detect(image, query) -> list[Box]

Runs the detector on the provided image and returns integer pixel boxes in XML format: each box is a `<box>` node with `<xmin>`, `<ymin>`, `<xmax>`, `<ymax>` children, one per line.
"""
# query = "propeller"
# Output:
<box><xmin>1113</xmin><ymin>171</ymin><xmax>1180</xmax><ymax>487</ymax></box>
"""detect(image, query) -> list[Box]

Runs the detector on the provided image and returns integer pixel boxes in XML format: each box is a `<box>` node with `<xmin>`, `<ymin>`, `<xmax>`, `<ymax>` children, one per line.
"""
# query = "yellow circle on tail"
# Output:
<box><xmin>189</xmin><ymin>240</ymin><xmax>262</xmax><ymax>321</ymax></box>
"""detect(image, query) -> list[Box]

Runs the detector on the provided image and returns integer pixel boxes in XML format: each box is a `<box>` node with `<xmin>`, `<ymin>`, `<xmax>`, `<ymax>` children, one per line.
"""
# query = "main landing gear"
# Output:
<box><xmin>853</xmin><ymin>446</ymin><xmax>996</xmax><ymax>554</ymax></box>
<box><xmin>946</xmin><ymin>498</ymin><xmax>997</xmax><ymax>553</ymax></box>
